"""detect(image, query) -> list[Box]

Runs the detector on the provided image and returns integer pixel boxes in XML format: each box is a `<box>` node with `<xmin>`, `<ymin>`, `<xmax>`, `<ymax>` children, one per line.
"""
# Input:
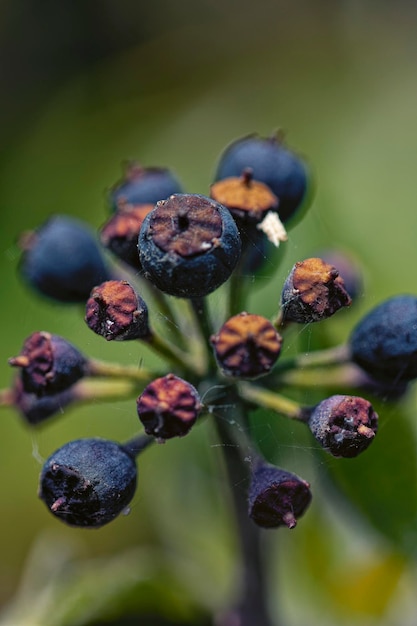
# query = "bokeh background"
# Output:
<box><xmin>2</xmin><ymin>1</ymin><xmax>417</xmax><ymax>624</ymax></box>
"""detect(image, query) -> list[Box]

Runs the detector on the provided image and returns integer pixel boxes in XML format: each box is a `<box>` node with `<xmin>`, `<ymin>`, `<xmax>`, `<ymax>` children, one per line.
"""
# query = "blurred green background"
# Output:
<box><xmin>2</xmin><ymin>1</ymin><xmax>417</xmax><ymax>624</ymax></box>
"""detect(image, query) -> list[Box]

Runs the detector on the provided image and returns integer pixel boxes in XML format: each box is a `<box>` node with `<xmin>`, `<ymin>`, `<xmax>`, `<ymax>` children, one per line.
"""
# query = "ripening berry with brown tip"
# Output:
<box><xmin>136</xmin><ymin>374</ymin><xmax>201</xmax><ymax>441</ymax></box>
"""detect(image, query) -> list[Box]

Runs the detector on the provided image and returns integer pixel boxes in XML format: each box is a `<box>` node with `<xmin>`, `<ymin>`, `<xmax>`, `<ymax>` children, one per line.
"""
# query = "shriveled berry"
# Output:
<box><xmin>248</xmin><ymin>459</ymin><xmax>312</xmax><ymax>529</ymax></box>
<box><xmin>109</xmin><ymin>162</ymin><xmax>183</xmax><ymax>211</ymax></box>
<box><xmin>19</xmin><ymin>215</ymin><xmax>111</xmax><ymax>303</ymax></box>
<box><xmin>317</xmin><ymin>249</ymin><xmax>363</xmax><ymax>301</ymax></box>
<box><xmin>39</xmin><ymin>438</ymin><xmax>137</xmax><ymax>528</ymax></box>
<box><xmin>308</xmin><ymin>394</ymin><xmax>378</xmax><ymax>458</ymax></box>
<box><xmin>214</xmin><ymin>132</ymin><xmax>311</xmax><ymax>223</ymax></box>
<box><xmin>85</xmin><ymin>280</ymin><xmax>150</xmax><ymax>341</ymax></box>
<box><xmin>100</xmin><ymin>205</ymin><xmax>153</xmax><ymax>269</ymax></box>
<box><xmin>211</xmin><ymin>312</ymin><xmax>282</xmax><ymax>378</ymax></box>
<box><xmin>281</xmin><ymin>257</ymin><xmax>352</xmax><ymax>323</ymax></box>
<box><xmin>350</xmin><ymin>295</ymin><xmax>417</xmax><ymax>383</ymax></box>
<box><xmin>136</xmin><ymin>374</ymin><xmax>201</xmax><ymax>440</ymax></box>
<box><xmin>9</xmin><ymin>332</ymin><xmax>87</xmax><ymax>396</ymax></box>
<box><xmin>138</xmin><ymin>194</ymin><xmax>241</xmax><ymax>298</ymax></box>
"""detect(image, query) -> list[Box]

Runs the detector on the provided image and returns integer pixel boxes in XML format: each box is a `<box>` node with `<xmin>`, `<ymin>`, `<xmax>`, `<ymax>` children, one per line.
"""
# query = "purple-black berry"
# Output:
<box><xmin>9</xmin><ymin>332</ymin><xmax>88</xmax><ymax>396</ymax></box>
<box><xmin>350</xmin><ymin>295</ymin><xmax>417</xmax><ymax>383</ymax></box>
<box><xmin>19</xmin><ymin>215</ymin><xmax>112</xmax><ymax>303</ymax></box>
<box><xmin>100</xmin><ymin>205</ymin><xmax>153</xmax><ymax>270</ymax></box>
<box><xmin>39</xmin><ymin>438</ymin><xmax>137</xmax><ymax>528</ymax></box>
<box><xmin>136</xmin><ymin>374</ymin><xmax>201</xmax><ymax>440</ymax></box>
<box><xmin>138</xmin><ymin>193</ymin><xmax>241</xmax><ymax>298</ymax></box>
<box><xmin>214</xmin><ymin>132</ymin><xmax>311</xmax><ymax>223</ymax></box>
<box><xmin>248</xmin><ymin>459</ymin><xmax>312</xmax><ymax>529</ymax></box>
<box><xmin>109</xmin><ymin>162</ymin><xmax>183</xmax><ymax>211</ymax></box>
<box><xmin>307</xmin><ymin>394</ymin><xmax>378</xmax><ymax>458</ymax></box>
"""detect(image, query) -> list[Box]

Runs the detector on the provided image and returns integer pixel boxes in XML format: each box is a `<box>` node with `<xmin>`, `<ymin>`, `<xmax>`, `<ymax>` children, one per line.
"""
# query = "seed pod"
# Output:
<box><xmin>136</xmin><ymin>373</ymin><xmax>201</xmax><ymax>440</ymax></box>
<box><xmin>281</xmin><ymin>257</ymin><xmax>352</xmax><ymax>323</ymax></box>
<box><xmin>214</xmin><ymin>132</ymin><xmax>311</xmax><ymax>223</ymax></box>
<box><xmin>248</xmin><ymin>459</ymin><xmax>312</xmax><ymax>529</ymax></box>
<box><xmin>85</xmin><ymin>280</ymin><xmax>150</xmax><ymax>341</ymax></box>
<box><xmin>19</xmin><ymin>215</ymin><xmax>111</xmax><ymax>303</ymax></box>
<box><xmin>138</xmin><ymin>193</ymin><xmax>241</xmax><ymax>298</ymax></box>
<box><xmin>350</xmin><ymin>295</ymin><xmax>417</xmax><ymax>383</ymax></box>
<box><xmin>100</xmin><ymin>204</ymin><xmax>153</xmax><ymax>269</ymax></box>
<box><xmin>9</xmin><ymin>332</ymin><xmax>87</xmax><ymax>396</ymax></box>
<box><xmin>39</xmin><ymin>438</ymin><xmax>137</xmax><ymax>528</ymax></box>
<box><xmin>308</xmin><ymin>394</ymin><xmax>378</xmax><ymax>458</ymax></box>
<box><xmin>211</xmin><ymin>312</ymin><xmax>282</xmax><ymax>378</ymax></box>
<box><xmin>109</xmin><ymin>162</ymin><xmax>183</xmax><ymax>211</ymax></box>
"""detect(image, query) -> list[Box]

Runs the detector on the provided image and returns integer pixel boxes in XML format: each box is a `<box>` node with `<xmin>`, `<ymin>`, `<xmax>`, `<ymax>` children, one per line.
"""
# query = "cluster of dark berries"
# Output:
<box><xmin>4</xmin><ymin>129</ymin><xmax>417</xmax><ymax>541</ymax></box>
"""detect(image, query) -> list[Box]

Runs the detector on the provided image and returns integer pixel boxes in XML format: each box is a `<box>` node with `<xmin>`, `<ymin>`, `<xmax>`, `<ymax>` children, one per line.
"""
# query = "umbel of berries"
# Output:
<box><xmin>9</xmin><ymin>331</ymin><xmax>88</xmax><ymax>396</ymax></box>
<box><xmin>39</xmin><ymin>438</ymin><xmax>138</xmax><ymax>528</ymax></box>
<box><xmin>138</xmin><ymin>193</ymin><xmax>241</xmax><ymax>298</ymax></box>
<box><xmin>307</xmin><ymin>395</ymin><xmax>378</xmax><ymax>458</ymax></box>
<box><xmin>350</xmin><ymin>294</ymin><xmax>417</xmax><ymax>383</ymax></box>
<box><xmin>19</xmin><ymin>215</ymin><xmax>111</xmax><ymax>303</ymax></box>
<box><xmin>248</xmin><ymin>458</ymin><xmax>312</xmax><ymax>529</ymax></box>
<box><xmin>214</xmin><ymin>131</ymin><xmax>311</xmax><ymax>223</ymax></box>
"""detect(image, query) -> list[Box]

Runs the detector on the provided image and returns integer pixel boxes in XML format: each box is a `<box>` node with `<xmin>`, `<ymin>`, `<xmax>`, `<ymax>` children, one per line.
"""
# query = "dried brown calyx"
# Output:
<box><xmin>85</xmin><ymin>280</ymin><xmax>150</xmax><ymax>341</ymax></box>
<box><xmin>100</xmin><ymin>204</ymin><xmax>153</xmax><ymax>269</ymax></box>
<box><xmin>211</xmin><ymin>312</ymin><xmax>283</xmax><ymax>378</ymax></box>
<box><xmin>281</xmin><ymin>257</ymin><xmax>352</xmax><ymax>323</ymax></box>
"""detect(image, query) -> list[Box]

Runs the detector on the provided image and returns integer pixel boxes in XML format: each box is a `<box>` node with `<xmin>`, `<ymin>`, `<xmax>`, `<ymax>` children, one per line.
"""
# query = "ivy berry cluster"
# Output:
<box><xmin>4</xmin><ymin>131</ymin><xmax>417</xmax><ymax>541</ymax></box>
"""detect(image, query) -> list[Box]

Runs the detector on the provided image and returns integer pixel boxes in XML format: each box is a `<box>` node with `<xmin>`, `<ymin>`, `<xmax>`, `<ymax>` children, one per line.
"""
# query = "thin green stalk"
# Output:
<box><xmin>239</xmin><ymin>382</ymin><xmax>307</xmax><ymax>421</ymax></box>
<box><xmin>272</xmin><ymin>343</ymin><xmax>351</xmax><ymax>374</ymax></box>
<box><xmin>87</xmin><ymin>358</ymin><xmax>157</xmax><ymax>383</ymax></box>
<box><xmin>189</xmin><ymin>297</ymin><xmax>217</xmax><ymax>373</ymax></box>
<box><xmin>143</xmin><ymin>330</ymin><xmax>200</xmax><ymax>374</ymax></box>
<box><xmin>122</xmin><ymin>432</ymin><xmax>154</xmax><ymax>457</ymax></box>
<box><xmin>73</xmin><ymin>378</ymin><xmax>143</xmax><ymax>403</ymax></box>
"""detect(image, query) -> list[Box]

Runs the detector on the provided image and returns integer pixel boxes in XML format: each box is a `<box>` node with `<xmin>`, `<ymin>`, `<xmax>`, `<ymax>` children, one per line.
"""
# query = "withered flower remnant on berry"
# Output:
<box><xmin>211</xmin><ymin>312</ymin><xmax>283</xmax><ymax>379</ymax></box>
<box><xmin>100</xmin><ymin>204</ymin><xmax>154</xmax><ymax>269</ymax></box>
<box><xmin>136</xmin><ymin>374</ymin><xmax>201</xmax><ymax>440</ymax></box>
<box><xmin>281</xmin><ymin>257</ymin><xmax>352</xmax><ymax>323</ymax></box>
<box><xmin>85</xmin><ymin>280</ymin><xmax>150</xmax><ymax>341</ymax></box>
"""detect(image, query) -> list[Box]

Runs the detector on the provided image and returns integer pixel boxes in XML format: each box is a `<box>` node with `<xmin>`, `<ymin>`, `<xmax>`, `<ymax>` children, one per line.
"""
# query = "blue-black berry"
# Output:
<box><xmin>39</xmin><ymin>438</ymin><xmax>137</xmax><ymax>528</ymax></box>
<box><xmin>138</xmin><ymin>193</ymin><xmax>241</xmax><ymax>298</ymax></box>
<box><xmin>214</xmin><ymin>132</ymin><xmax>311</xmax><ymax>223</ymax></box>
<box><xmin>19</xmin><ymin>215</ymin><xmax>111</xmax><ymax>303</ymax></box>
<box><xmin>248</xmin><ymin>459</ymin><xmax>312</xmax><ymax>529</ymax></box>
<box><xmin>307</xmin><ymin>394</ymin><xmax>378</xmax><ymax>458</ymax></box>
<box><xmin>109</xmin><ymin>162</ymin><xmax>183</xmax><ymax>211</ymax></box>
<box><xmin>350</xmin><ymin>295</ymin><xmax>417</xmax><ymax>383</ymax></box>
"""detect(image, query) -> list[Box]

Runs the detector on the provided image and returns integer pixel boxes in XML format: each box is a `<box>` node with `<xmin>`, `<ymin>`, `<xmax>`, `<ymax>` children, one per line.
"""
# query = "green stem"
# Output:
<box><xmin>189</xmin><ymin>297</ymin><xmax>217</xmax><ymax>373</ymax></box>
<box><xmin>228</xmin><ymin>258</ymin><xmax>248</xmax><ymax>318</ymax></box>
<box><xmin>73</xmin><ymin>378</ymin><xmax>143</xmax><ymax>403</ymax></box>
<box><xmin>87</xmin><ymin>359</ymin><xmax>157</xmax><ymax>383</ymax></box>
<box><xmin>143</xmin><ymin>330</ymin><xmax>198</xmax><ymax>374</ymax></box>
<box><xmin>278</xmin><ymin>363</ymin><xmax>368</xmax><ymax>389</ymax></box>
<box><xmin>239</xmin><ymin>382</ymin><xmax>307</xmax><ymax>421</ymax></box>
<box><xmin>0</xmin><ymin>388</ymin><xmax>14</xmax><ymax>407</ymax></box>
<box><xmin>122</xmin><ymin>432</ymin><xmax>154</xmax><ymax>457</ymax></box>
<box><xmin>273</xmin><ymin>343</ymin><xmax>351</xmax><ymax>374</ymax></box>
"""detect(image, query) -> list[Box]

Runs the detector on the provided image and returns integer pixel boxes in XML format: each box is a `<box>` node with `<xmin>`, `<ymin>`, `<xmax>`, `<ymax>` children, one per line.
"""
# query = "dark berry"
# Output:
<box><xmin>19</xmin><ymin>215</ymin><xmax>112</xmax><ymax>303</ymax></box>
<box><xmin>100</xmin><ymin>205</ymin><xmax>153</xmax><ymax>269</ymax></box>
<box><xmin>12</xmin><ymin>376</ymin><xmax>76</xmax><ymax>425</ymax></box>
<box><xmin>109</xmin><ymin>162</ymin><xmax>183</xmax><ymax>211</ymax></box>
<box><xmin>214</xmin><ymin>132</ymin><xmax>311</xmax><ymax>223</ymax></box>
<box><xmin>350</xmin><ymin>295</ymin><xmax>417</xmax><ymax>383</ymax></box>
<box><xmin>9</xmin><ymin>332</ymin><xmax>87</xmax><ymax>396</ymax></box>
<box><xmin>317</xmin><ymin>249</ymin><xmax>363</xmax><ymax>301</ymax></box>
<box><xmin>85</xmin><ymin>280</ymin><xmax>150</xmax><ymax>341</ymax></box>
<box><xmin>39</xmin><ymin>438</ymin><xmax>137</xmax><ymax>528</ymax></box>
<box><xmin>281</xmin><ymin>257</ymin><xmax>352</xmax><ymax>323</ymax></box>
<box><xmin>248</xmin><ymin>459</ymin><xmax>312</xmax><ymax>529</ymax></box>
<box><xmin>211</xmin><ymin>312</ymin><xmax>283</xmax><ymax>379</ymax></box>
<box><xmin>308</xmin><ymin>394</ymin><xmax>378</xmax><ymax>458</ymax></box>
<box><xmin>136</xmin><ymin>374</ymin><xmax>201</xmax><ymax>440</ymax></box>
<box><xmin>138</xmin><ymin>193</ymin><xmax>241</xmax><ymax>298</ymax></box>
